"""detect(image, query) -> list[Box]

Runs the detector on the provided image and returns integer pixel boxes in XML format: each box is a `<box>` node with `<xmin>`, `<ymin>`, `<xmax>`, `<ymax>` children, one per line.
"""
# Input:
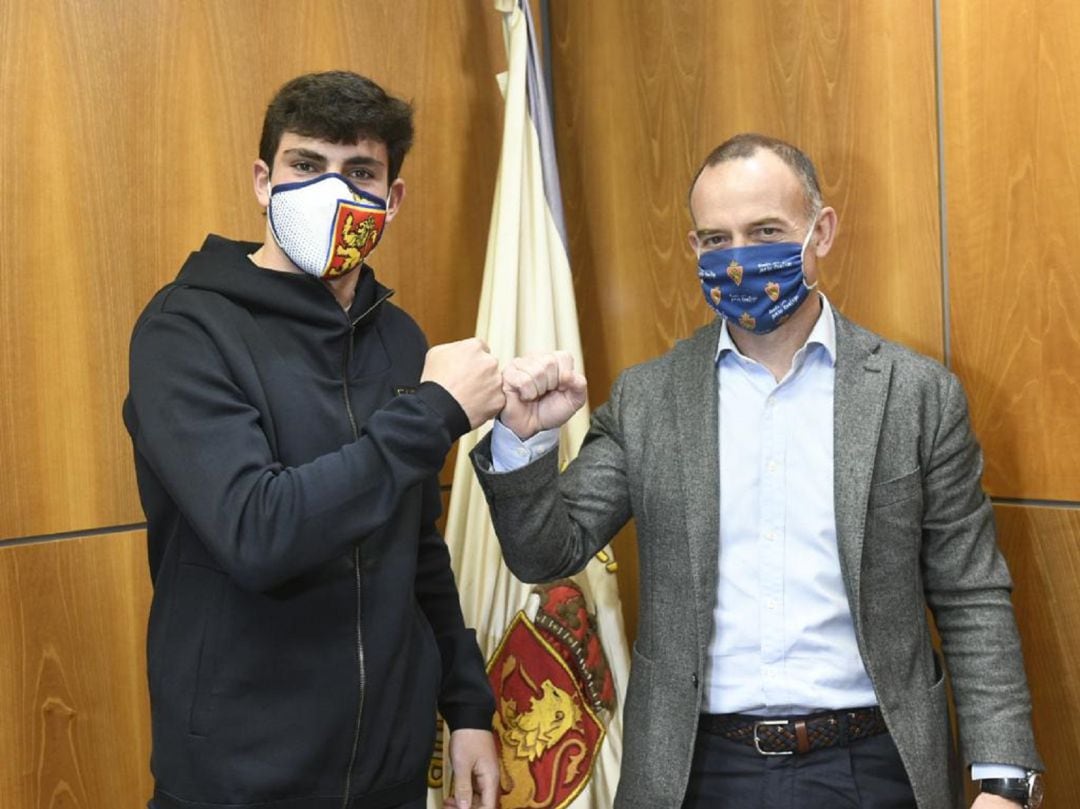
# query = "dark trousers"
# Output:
<box><xmin>682</xmin><ymin>728</ymin><xmax>917</xmax><ymax>809</ymax></box>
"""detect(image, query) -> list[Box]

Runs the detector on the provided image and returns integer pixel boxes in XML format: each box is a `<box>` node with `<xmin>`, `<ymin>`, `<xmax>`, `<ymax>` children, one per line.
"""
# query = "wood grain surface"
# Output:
<box><xmin>0</xmin><ymin>531</ymin><xmax>153</xmax><ymax>807</ymax></box>
<box><xmin>548</xmin><ymin>0</ymin><xmax>943</xmax><ymax>643</ymax></box>
<box><xmin>941</xmin><ymin>0</ymin><xmax>1080</xmax><ymax>500</ymax></box>
<box><xmin>0</xmin><ymin>0</ymin><xmax>504</xmax><ymax>538</ymax></box>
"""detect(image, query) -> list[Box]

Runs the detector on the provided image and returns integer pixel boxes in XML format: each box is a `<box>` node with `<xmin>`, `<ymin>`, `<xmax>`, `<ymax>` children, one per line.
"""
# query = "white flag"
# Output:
<box><xmin>428</xmin><ymin>1</ymin><xmax>630</xmax><ymax>807</ymax></box>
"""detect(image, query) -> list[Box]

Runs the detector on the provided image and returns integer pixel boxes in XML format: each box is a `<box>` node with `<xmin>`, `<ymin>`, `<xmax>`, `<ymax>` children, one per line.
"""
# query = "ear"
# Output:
<box><xmin>687</xmin><ymin>229</ymin><xmax>701</xmax><ymax>256</ymax></box>
<box><xmin>810</xmin><ymin>206</ymin><xmax>838</xmax><ymax>258</ymax></box>
<box><xmin>253</xmin><ymin>159</ymin><xmax>272</xmax><ymax>208</ymax></box>
<box><xmin>384</xmin><ymin>178</ymin><xmax>406</xmax><ymax>223</ymax></box>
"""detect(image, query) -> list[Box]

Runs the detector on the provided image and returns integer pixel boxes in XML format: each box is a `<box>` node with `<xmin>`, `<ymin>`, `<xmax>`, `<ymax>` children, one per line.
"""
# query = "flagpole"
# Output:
<box><xmin>429</xmin><ymin>3</ymin><xmax>630</xmax><ymax>805</ymax></box>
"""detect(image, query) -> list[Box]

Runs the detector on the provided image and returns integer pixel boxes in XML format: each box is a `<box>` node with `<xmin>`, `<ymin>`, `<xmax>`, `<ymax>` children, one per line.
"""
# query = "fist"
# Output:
<box><xmin>500</xmin><ymin>351</ymin><xmax>587</xmax><ymax>440</ymax></box>
<box><xmin>421</xmin><ymin>338</ymin><xmax>505</xmax><ymax>430</ymax></box>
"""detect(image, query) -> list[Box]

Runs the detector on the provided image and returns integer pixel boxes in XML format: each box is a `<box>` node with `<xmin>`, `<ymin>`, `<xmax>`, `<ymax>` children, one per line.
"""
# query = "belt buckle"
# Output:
<box><xmin>752</xmin><ymin>719</ymin><xmax>794</xmax><ymax>756</ymax></box>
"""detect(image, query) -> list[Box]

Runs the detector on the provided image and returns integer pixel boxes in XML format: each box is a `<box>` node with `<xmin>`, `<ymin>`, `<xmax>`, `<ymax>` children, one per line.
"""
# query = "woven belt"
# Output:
<box><xmin>698</xmin><ymin>707</ymin><xmax>887</xmax><ymax>756</ymax></box>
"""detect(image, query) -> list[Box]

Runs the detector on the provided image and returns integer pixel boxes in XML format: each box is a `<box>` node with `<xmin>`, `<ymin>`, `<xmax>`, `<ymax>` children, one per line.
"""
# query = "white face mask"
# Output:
<box><xmin>268</xmin><ymin>173</ymin><xmax>388</xmax><ymax>279</ymax></box>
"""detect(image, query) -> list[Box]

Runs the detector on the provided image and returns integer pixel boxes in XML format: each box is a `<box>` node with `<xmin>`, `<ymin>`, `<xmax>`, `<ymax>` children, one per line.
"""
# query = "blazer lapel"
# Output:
<box><xmin>832</xmin><ymin>313</ymin><xmax>891</xmax><ymax>620</ymax></box>
<box><xmin>673</xmin><ymin>319</ymin><xmax>723</xmax><ymax>653</ymax></box>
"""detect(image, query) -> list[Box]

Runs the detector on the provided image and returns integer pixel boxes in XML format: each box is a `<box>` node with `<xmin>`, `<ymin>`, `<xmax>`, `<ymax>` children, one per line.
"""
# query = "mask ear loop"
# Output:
<box><xmin>801</xmin><ymin>211</ymin><xmax>821</xmax><ymax>290</ymax></box>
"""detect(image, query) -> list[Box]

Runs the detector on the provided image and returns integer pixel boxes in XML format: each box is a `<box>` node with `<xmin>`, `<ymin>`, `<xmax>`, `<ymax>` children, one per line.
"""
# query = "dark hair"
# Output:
<box><xmin>688</xmin><ymin>133</ymin><xmax>822</xmax><ymax>218</ymax></box>
<box><xmin>259</xmin><ymin>71</ymin><xmax>414</xmax><ymax>181</ymax></box>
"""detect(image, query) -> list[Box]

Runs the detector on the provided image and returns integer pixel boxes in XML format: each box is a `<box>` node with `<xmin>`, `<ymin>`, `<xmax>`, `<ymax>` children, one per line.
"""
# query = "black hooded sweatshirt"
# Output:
<box><xmin>123</xmin><ymin>235</ymin><xmax>493</xmax><ymax>809</ymax></box>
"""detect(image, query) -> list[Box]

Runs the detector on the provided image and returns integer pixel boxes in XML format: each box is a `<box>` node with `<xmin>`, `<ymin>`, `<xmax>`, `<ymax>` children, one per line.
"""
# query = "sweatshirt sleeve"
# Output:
<box><xmin>127</xmin><ymin>310</ymin><xmax>468</xmax><ymax>592</ymax></box>
<box><xmin>413</xmin><ymin>476</ymin><xmax>495</xmax><ymax>731</ymax></box>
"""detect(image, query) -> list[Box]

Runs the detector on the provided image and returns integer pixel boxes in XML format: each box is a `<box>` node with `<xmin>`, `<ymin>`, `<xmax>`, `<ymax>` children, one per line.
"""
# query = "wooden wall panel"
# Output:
<box><xmin>0</xmin><ymin>0</ymin><xmax>504</xmax><ymax>539</ymax></box>
<box><xmin>0</xmin><ymin>531</ymin><xmax>153</xmax><ymax>807</ymax></box>
<box><xmin>549</xmin><ymin>0</ymin><xmax>942</xmax><ymax>642</ymax></box>
<box><xmin>994</xmin><ymin>505</ymin><xmax>1080</xmax><ymax>802</ymax></box>
<box><xmin>941</xmin><ymin>0</ymin><xmax>1080</xmax><ymax>500</ymax></box>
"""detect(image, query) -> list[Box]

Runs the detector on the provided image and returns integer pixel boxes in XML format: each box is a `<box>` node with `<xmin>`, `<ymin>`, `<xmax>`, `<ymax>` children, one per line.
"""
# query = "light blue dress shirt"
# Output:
<box><xmin>705</xmin><ymin>294</ymin><xmax>878</xmax><ymax>715</ymax></box>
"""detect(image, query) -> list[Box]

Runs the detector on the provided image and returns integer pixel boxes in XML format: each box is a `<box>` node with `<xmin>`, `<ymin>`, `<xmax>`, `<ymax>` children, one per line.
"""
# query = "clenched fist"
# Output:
<box><xmin>499</xmin><ymin>351</ymin><xmax>587</xmax><ymax>440</ymax></box>
<box><xmin>421</xmin><ymin>338</ymin><xmax>505</xmax><ymax>430</ymax></box>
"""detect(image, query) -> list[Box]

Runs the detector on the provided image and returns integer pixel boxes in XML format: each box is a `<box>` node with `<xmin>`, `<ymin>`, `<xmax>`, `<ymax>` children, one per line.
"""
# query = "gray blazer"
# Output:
<box><xmin>472</xmin><ymin>312</ymin><xmax>1041</xmax><ymax>809</ymax></box>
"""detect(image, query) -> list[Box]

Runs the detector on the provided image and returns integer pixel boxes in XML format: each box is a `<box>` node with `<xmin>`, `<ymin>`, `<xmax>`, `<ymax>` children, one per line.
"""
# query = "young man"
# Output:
<box><xmin>472</xmin><ymin>134</ymin><xmax>1043</xmax><ymax>809</ymax></box>
<box><xmin>125</xmin><ymin>71</ymin><xmax>499</xmax><ymax>809</ymax></box>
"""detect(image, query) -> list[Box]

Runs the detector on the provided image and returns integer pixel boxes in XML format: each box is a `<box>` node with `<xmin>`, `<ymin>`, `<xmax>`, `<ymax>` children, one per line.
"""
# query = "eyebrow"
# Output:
<box><xmin>694</xmin><ymin>228</ymin><xmax>728</xmax><ymax>239</ymax></box>
<box><xmin>748</xmin><ymin>217</ymin><xmax>788</xmax><ymax>228</ymax></box>
<box><xmin>282</xmin><ymin>148</ymin><xmax>329</xmax><ymax>163</ymax></box>
<box><xmin>281</xmin><ymin>149</ymin><xmax>384</xmax><ymax>169</ymax></box>
<box><xmin>694</xmin><ymin>217</ymin><xmax>789</xmax><ymax>237</ymax></box>
<box><xmin>342</xmin><ymin>155</ymin><xmax>384</xmax><ymax>169</ymax></box>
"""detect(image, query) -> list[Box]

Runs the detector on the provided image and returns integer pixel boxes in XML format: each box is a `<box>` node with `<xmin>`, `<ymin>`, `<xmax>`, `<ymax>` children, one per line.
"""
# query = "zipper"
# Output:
<box><xmin>350</xmin><ymin>288</ymin><xmax>394</xmax><ymax>327</ymax></box>
<box><xmin>341</xmin><ymin>320</ymin><xmax>363</xmax><ymax>808</ymax></box>
<box><xmin>341</xmin><ymin>548</ymin><xmax>365</xmax><ymax>809</ymax></box>
<box><xmin>338</xmin><ymin>286</ymin><xmax>394</xmax><ymax>808</ymax></box>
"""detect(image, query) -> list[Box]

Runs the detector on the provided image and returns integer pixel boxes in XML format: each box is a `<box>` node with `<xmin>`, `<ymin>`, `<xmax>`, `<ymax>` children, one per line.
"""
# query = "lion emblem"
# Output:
<box><xmin>739</xmin><ymin>312</ymin><xmax>756</xmax><ymax>330</ymax></box>
<box><xmin>495</xmin><ymin>655</ymin><xmax>587</xmax><ymax>807</ymax></box>
<box><xmin>764</xmin><ymin>280</ymin><xmax>780</xmax><ymax>301</ymax></box>
<box><xmin>726</xmin><ymin>259</ymin><xmax>744</xmax><ymax>286</ymax></box>
<box><xmin>709</xmin><ymin>286</ymin><xmax>722</xmax><ymax>305</ymax></box>
<box><xmin>330</xmin><ymin>212</ymin><xmax>380</xmax><ymax>276</ymax></box>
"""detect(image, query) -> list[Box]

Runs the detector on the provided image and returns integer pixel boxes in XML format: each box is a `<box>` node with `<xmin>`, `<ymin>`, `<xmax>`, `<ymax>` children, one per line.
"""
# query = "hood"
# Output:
<box><xmin>175</xmin><ymin>235</ymin><xmax>392</xmax><ymax>332</ymax></box>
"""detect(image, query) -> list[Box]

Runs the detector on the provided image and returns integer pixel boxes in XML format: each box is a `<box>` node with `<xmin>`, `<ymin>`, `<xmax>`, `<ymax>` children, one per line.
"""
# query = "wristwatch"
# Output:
<box><xmin>979</xmin><ymin>770</ymin><xmax>1044</xmax><ymax>808</ymax></box>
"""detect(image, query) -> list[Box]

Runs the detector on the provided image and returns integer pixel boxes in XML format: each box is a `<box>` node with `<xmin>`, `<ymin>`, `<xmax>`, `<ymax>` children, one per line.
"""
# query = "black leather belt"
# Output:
<box><xmin>698</xmin><ymin>706</ymin><xmax>888</xmax><ymax>756</ymax></box>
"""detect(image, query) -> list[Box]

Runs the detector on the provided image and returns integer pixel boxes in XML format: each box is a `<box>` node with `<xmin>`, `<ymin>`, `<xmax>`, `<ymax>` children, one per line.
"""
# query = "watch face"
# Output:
<box><xmin>1028</xmin><ymin>772</ymin><xmax>1045</xmax><ymax>808</ymax></box>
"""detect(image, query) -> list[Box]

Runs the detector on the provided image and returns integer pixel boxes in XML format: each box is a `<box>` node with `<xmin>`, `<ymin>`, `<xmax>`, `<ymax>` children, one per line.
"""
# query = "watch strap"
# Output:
<box><xmin>979</xmin><ymin>777</ymin><xmax>1029</xmax><ymax>804</ymax></box>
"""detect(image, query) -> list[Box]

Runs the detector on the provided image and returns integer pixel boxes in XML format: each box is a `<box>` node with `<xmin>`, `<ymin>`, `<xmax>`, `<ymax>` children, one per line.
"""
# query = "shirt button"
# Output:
<box><xmin>515</xmin><ymin>447</ymin><xmax>528</xmax><ymax>457</ymax></box>
<box><xmin>766</xmin><ymin>598</ymin><xmax>778</xmax><ymax>611</ymax></box>
<box><xmin>767</xmin><ymin>460</ymin><xmax>778</xmax><ymax>472</ymax></box>
<box><xmin>764</xmin><ymin>531</ymin><xmax>776</xmax><ymax>542</ymax></box>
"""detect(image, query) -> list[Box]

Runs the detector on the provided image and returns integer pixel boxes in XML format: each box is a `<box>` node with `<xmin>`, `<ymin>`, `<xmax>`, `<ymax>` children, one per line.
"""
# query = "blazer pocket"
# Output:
<box><xmin>621</xmin><ymin>643</ymin><xmax>657</xmax><ymax>785</ymax></box>
<box><xmin>869</xmin><ymin>467</ymin><xmax>922</xmax><ymax>509</ymax></box>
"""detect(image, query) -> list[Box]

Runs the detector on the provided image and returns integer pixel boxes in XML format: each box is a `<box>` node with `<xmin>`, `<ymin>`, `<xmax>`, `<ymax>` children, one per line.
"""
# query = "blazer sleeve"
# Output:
<box><xmin>470</xmin><ymin>373</ymin><xmax>635</xmax><ymax>583</ymax></box>
<box><xmin>920</xmin><ymin>372</ymin><xmax>1042</xmax><ymax>770</ymax></box>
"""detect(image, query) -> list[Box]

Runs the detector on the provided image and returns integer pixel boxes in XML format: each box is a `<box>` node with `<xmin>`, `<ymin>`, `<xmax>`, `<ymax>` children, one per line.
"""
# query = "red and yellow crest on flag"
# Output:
<box><xmin>488</xmin><ymin>611</ymin><xmax>605</xmax><ymax>809</ymax></box>
<box><xmin>534</xmin><ymin>583</ymin><xmax>615</xmax><ymax>714</ymax></box>
<box><xmin>323</xmin><ymin>199</ymin><xmax>385</xmax><ymax>278</ymax></box>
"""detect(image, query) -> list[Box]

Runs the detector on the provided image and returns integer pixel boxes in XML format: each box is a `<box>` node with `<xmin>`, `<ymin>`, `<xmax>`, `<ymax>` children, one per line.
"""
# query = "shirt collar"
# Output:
<box><xmin>715</xmin><ymin>292</ymin><xmax>837</xmax><ymax>366</ymax></box>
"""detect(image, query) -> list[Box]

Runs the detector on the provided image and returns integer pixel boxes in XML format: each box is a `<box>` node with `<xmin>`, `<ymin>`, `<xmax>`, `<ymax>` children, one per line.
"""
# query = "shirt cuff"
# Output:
<box><xmin>490</xmin><ymin>420</ymin><xmax>559</xmax><ymax>472</ymax></box>
<box><xmin>971</xmin><ymin>763</ymin><xmax>1028</xmax><ymax>781</ymax></box>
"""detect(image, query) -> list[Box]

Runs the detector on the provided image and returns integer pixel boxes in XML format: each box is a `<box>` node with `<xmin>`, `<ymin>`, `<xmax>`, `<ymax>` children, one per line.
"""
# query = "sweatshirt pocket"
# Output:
<box><xmin>183</xmin><ymin>564</ymin><xmax>228</xmax><ymax>737</ymax></box>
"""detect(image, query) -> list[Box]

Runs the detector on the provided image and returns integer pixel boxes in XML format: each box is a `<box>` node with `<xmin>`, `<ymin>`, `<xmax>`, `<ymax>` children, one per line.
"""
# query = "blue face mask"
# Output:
<box><xmin>696</xmin><ymin>217</ymin><xmax>818</xmax><ymax>334</ymax></box>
